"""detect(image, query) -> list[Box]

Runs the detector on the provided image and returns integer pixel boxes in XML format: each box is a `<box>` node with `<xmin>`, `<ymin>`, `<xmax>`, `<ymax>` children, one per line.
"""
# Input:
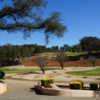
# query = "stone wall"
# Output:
<box><xmin>0</xmin><ymin>82</ymin><xmax>7</xmax><ymax>94</ymax></box>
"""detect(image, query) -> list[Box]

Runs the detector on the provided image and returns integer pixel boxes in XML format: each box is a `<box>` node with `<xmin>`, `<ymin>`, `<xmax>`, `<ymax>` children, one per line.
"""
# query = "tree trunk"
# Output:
<box><xmin>60</xmin><ymin>63</ymin><xmax>64</xmax><ymax>70</ymax></box>
<box><xmin>40</xmin><ymin>65</ymin><xmax>45</xmax><ymax>74</ymax></box>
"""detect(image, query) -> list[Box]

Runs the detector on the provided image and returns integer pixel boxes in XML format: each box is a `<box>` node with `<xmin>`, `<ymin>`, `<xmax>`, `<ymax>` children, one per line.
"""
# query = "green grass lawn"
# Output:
<box><xmin>0</xmin><ymin>67</ymin><xmax>58</xmax><ymax>74</ymax></box>
<box><xmin>0</xmin><ymin>68</ymin><xmax>37</xmax><ymax>74</ymax></box>
<box><xmin>41</xmin><ymin>51</ymin><xmax>85</xmax><ymax>56</ymax></box>
<box><xmin>64</xmin><ymin>52</ymin><xmax>84</xmax><ymax>56</ymax></box>
<box><xmin>66</xmin><ymin>68</ymin><xmax>100</xmax><ymax>76</ymax></box>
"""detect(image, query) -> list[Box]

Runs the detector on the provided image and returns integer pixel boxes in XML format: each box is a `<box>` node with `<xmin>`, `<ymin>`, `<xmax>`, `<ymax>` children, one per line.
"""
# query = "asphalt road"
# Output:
<box><xmin>0</xmin><ymin>79</ymin><xmax>99</xmax><ymax>100</ymax></box>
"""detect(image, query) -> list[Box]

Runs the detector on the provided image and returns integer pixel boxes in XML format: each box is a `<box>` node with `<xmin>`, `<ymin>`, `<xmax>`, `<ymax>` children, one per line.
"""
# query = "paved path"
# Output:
<box><xmin>0</xmin><ymin>79</ymin><xmax>99</xmax><ymax>100</ymax></box>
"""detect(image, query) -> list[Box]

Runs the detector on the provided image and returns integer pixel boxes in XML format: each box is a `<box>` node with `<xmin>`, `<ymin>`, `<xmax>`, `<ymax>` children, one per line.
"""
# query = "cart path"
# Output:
<box><xmin>0</xmin><ymin>79</ymin><xmax>99</xmax><ymax>100</ymax></box>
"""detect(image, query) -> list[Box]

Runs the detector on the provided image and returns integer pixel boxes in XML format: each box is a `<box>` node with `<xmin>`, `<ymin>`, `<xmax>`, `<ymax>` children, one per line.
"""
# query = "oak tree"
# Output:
<box><xmin>0</xmin><ymin>0</ymin><xmax>66</xmax><ymax>42</ymax></box>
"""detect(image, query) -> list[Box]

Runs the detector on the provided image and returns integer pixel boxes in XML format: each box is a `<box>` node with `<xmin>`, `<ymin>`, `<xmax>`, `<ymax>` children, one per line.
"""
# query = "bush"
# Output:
<box><xmin>41</xmin><ymin>78</ymin><xmax>54</xmax><ymax>87</ymax></box>
<box><xmin>90</xmin><ymin>83</ymin><xmax>98</xmax><ymax>90</ymax></box>
<box><xmin>69</xmin><ymin>81</ymin><xmax>83</xmax><ymax>89</ymax></box>
<box><xmin>0</xmin><ymin>71</ymin><xmax>5</xmax><ymax>79</ymax></box>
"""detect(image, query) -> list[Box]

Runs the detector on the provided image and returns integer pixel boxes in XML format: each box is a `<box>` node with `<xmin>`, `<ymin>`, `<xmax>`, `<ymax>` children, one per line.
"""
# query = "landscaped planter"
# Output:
<box><xmin>69</xmin><ymin>81</ymin><xmax>83</xmax><ymax>89</ymax></box>
<box><xmin>34</xmin><ymin>85</ymin><xmax>60</xmax><ymax>96</ymax></box>
<box><xmin>0</xmin><ymin>81</ymin><xmax>7</xmax><ymax>94</ymax></box>
<box><xmin>34</xmin><ymin>84</ymin><xmax>95</xmax><ymax>97</ymax></box>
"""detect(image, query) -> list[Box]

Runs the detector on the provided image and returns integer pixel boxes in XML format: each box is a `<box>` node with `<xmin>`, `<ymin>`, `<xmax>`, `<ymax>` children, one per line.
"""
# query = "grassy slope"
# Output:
<box><xmin>66</xmin><ymin>68</ymin><xmax>100</xmax><ymax>76</ymax></box>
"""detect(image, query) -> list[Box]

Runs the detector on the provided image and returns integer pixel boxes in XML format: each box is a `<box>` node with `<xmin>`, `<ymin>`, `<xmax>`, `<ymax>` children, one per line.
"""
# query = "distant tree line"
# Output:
<box><xmin>0</xmin><ymin>36</ymin><xmax>100</xmax><ymax>66</ymax></box>
<box><xmin>60</xmin><ymin>36</ymin><xmax>100</xmax><ymax>53</ymax></box>
<box><xmin>0</xmin><ymin>44</ymin><xmax>48</xmax><ymax>66</ymax></box>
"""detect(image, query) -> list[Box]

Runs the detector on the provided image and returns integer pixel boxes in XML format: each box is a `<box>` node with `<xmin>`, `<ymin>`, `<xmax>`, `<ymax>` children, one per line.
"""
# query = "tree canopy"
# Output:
<box><xmin>0</xmin><ymin>0</ymin><xmax>66</xmax><ymax>42</ymax></box>
<box><xmin>80</xmin><ymin>36</ymin><xmax>100</xmax><ymax>53</ymax></box>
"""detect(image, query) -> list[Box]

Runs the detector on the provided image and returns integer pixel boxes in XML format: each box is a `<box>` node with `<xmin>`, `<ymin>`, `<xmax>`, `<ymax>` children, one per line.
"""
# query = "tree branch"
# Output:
<box><xmin>0</xmin><ymin>23</ymin><xmax>40</xmax><ymax>30</ymax></box>
<box><xmin>0</xmin><ymin>7</ymin><xmax>18</xmax><ymax>19</ymax></box>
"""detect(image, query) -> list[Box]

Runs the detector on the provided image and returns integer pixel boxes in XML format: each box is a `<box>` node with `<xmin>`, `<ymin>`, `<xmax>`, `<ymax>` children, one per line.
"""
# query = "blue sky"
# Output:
<box><xmin>0</xmin><ymin>0</ymin><xmax>100</xmax><ymax>47</ymax></box>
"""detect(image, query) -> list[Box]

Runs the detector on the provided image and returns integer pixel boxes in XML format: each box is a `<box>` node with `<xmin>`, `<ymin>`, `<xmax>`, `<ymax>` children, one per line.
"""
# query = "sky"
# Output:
<box><xmin>0</xmin><ymin>0</ymin><xmax>100</xmax><ymax>47</ymax></box>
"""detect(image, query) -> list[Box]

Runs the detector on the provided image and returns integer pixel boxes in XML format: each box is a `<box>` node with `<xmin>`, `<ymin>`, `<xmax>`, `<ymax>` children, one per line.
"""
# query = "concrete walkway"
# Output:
<box><xmin>0</xmin><ymin>79</ymin><xmax>99</xmax><ymax>100</ymax></box>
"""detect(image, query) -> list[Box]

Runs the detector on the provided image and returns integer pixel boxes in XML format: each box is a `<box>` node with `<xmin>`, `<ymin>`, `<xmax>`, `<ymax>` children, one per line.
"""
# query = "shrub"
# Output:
<box><xmin>0</xmin><ymin>71</ymin><xmax>5</xmax><ymax>79</ymax></box>
<box><xmin>41</xmin><ymin>78</ymin><xmax>54</xmax><ymax>87</ymax></box>
<box><xmin>69</xmin><ymin>81</ymin><xmax>83</xmax><ymax>89</ymax></box>
<box><xmin>89</xmin><ymin>83</ymin><xmax>98</xmax><ymax>90</ymax></box>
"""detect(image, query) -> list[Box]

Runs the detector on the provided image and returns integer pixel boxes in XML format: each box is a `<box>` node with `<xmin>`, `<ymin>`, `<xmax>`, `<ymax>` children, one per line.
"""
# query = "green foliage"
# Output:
<box><xmin>41</xmin><ymin>78</ymin><xmax>54</xmax><ymax>87</ymax></box>
<box><xmin>0</xmin><ymin>36</ymin><xmax>100</xmax><ymax>66</ymax></box>
<box><xmin>0</xmin><ymin>71</ymin><xmax>5</xmax><ymax>79</ymax></box>
<box><xmin>89</xmin><ymin>83</ymin><xmax>98</xmax><ymax>90</ymax></box>
<box><xmin>61</xmin><ymin>44</ymin><xmax>71</xmax><ymax>51</ymax></box>
<box><xmin>80</xmin><ymin>36</ymin><xmax>100</xmax><ymax>53</ymax></box>
<box><xmin>0</xmin><ymin>44</ymin><xmax>47</xmax><ymax>66</ymax></box>
<box><xmin>70</xmin><ymin>44</ymin><xmax>81</xmax><ymax>52</ymax></box>
<box><xmin>0</xmin><ymin>0</ymin><xmax>66</xmax><ymax>42</ymax></box>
